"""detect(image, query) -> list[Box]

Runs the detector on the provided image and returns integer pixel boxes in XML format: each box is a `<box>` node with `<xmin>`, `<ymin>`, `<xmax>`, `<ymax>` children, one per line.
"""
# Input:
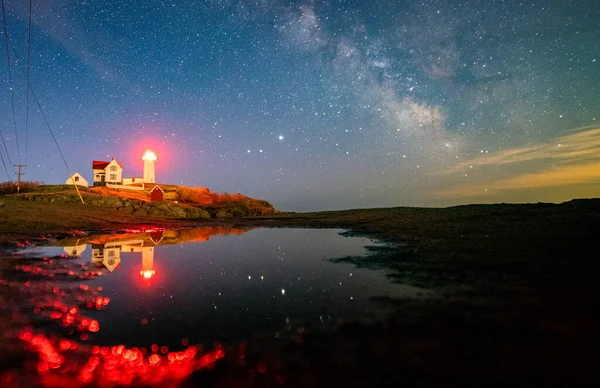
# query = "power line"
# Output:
<box><xmin>1</xmin><ymin>0</ymin><xmax>21</xmax><ymax>165</ymax></box>
<box><xmin>8</xmin><ymin>41</ymin><xmax>75</xmax><ymax>185</ymax></box>
<box><xmin>0</xmin><ymin>38</ymin><xmax>13</xmax><ymax>175</ymax></box>
<box><xmin>0</xmin><ymin>143</ymin><xmax>9</xmax><ymax>180</ymax></box>
<box><xmin>25</xmin><ymin>0</ymin><xmax>33</xmax><ymax>165</ymax></box>
<box><xmin>0</xmin><ymin>124</ymin><xmax>13</xmax><ymax>176</ymax></box>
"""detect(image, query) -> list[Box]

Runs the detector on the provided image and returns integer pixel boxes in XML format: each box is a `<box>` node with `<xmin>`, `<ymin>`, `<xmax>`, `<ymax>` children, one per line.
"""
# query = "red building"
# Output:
<box><xmin>150</xmin><ymin>185</ymin><xmax>164</xmax><ymax>201</ymax></box>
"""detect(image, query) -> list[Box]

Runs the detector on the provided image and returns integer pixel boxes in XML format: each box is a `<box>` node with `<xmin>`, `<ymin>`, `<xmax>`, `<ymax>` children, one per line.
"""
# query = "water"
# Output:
<box><xmin>1</xmin><ymin>227</ymin><xmax>428</xmax><ymax>385</ymax></box>
<box><xmin>14</xmin><ymin>227</ymin><xmax>423</xmax><ymax>349</ymax></box>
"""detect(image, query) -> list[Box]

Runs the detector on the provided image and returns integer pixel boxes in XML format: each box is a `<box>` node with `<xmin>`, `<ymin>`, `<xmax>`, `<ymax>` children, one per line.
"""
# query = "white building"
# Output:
<box><xmin>63</xmin><ymin>244</ymin><xmax>87</xmax><ymax>257</ymax></box>
<box><xmin>91</xmin><ymin>244</ymin><xmax>121</xmax><ymax>272</ymax></box>
<box><xmin>92</xmin><ymin>159</ymin><xmax>123</xmax><ymax>186</ymax></box>
<box><xmin>142</xmin><ymin>150</ymin><xmax>157</xmax><ymax>184</ymax></box>
<box><xmin>66</xmin><ymin>172</ymin><xmax>88</xmax><ymax>187</ymax></box>
<box><xmin>91</xmin><ymin>151</ymin><xmax>157</xmax><ymax>188</ymax></box>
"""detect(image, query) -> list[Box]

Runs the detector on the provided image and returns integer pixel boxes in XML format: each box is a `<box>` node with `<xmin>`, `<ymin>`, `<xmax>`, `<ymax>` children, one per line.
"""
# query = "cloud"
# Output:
<box><xmin>428</xmin><ymin>126</ymin><xmax>600</xmax><ymax>200</ymax></box>
<box><xmin>432</xmin><ymin>126</ymin><xmax>600</xmax><ymax>175</ymax></box>
<box><xmin>431</xmin><ymin>162</ymin><xmax>600</xmax><ymax>200</ymax></box>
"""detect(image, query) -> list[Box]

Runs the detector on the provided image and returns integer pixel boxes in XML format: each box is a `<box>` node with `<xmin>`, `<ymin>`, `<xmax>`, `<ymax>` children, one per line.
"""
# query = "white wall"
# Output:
<box><xmin>106</xmin><ymin>183</ymin><xmax>145</xmax><ymax>191</ymax></box>
<box><xmin>105</xmin><ymin>160</ymin><xmax>123</xmax><ymax>184</ymax></box>
<box><xmin>66</xmin><ymin>173</ymin><xmax>89</xmax><ymax>187</ymax></box>
<box><xmin>123</xmin><ymin>177</ymin><xmax>143</xmax><ymax>185</ymax></box>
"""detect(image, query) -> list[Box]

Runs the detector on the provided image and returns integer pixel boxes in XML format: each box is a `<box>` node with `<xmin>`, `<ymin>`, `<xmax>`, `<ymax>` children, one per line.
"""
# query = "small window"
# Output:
<box><xmin>74</xmin><ymin>176</ymin><xmax>79</xmax><ymax>182</ymax></box>
<box><xmin>95</xmin><ymin>175</ymin><xmax>100</xmax><ymax>178</ymax></box>
<box><xmin>110</xmin><ymin>174</ymin><xmax>117</xmax><ymax>180</ymax></box>
<box><xmin>108</xmin><ymin>251</ymin><xmax>115</xmax><ymax>257</ymax></box>
<box><xmin>132</xmin><ymin>178</ymin><xmax>135</xmax><ymax>182</ymax></box>
<box><xmin>110</xmin><ymin>166</ymin><xmax>117</xmax><ymax>172</ymax></box>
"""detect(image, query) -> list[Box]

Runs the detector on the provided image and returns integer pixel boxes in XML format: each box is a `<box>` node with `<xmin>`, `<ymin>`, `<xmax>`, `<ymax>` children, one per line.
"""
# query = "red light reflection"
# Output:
<box><xmin>19</xmin><ymin>330</ymin><xmax>225</xmax><ymax>386</ymax></box>
<box><xmin>2</xmin><ymin>250</ymin><xmax>225</xmax><ymax>387</ymax></box>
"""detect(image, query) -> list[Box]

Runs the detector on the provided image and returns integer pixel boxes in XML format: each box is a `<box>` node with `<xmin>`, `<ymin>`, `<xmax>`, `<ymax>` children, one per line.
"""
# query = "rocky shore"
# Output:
<box><xmin>18</xmin><ymin>192</ymin><xmax>246</xmax><ymax>219</ymax></box>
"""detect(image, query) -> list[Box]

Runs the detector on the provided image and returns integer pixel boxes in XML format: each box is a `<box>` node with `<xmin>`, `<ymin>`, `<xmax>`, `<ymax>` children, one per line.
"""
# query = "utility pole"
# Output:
<box><xmin>14</xmin><ymin>164</ymin><xmax>25</xmax><ymax>193</ymax></box>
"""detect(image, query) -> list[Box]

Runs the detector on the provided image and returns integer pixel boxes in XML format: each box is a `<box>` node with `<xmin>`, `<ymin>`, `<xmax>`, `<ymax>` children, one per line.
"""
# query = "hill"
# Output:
<box><xmin>0</xmin><ymin>183</ymin><xmax>276</xmax><ymax>234</ymax></box>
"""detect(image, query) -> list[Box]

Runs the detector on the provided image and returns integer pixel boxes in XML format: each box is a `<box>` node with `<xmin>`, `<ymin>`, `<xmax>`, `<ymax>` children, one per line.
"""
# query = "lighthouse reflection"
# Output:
<box><xmin>61</xmin><ymin>227</ymin><xmax>254</xmax><ymax>281</ymax></box>
<box><xmin>140</xmin><ymin>246</ymin><xmax>155</xmax><ymax>279</ymax></box>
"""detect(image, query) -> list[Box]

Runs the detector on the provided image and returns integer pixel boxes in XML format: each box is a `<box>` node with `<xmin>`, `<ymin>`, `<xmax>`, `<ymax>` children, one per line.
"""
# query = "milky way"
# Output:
<box><xmin>0</xmin><ymin>0</ymin><xmax>598</xmax><ymax>210</ymax></box>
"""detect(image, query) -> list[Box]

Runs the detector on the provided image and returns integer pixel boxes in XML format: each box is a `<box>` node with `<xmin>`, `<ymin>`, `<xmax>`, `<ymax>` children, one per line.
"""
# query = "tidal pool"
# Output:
<box><xmin>1</xmin><ymin>227</ymin><xmax>425</xmax><ymax>385</ymax></box>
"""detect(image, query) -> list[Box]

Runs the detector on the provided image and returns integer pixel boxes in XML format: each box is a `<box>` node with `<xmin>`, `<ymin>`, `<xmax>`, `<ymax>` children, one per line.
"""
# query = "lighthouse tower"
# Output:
<box><xmin>142</xmin><ymin>150</ymin><xmax>157</xmax><ymax>184</ymax></box>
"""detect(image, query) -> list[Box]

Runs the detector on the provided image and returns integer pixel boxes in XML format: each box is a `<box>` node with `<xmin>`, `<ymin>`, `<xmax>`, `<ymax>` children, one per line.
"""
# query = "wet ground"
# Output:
<box><xmin>2</xmin><ymin>200</ymin><xmax>600</xmax><ymax>386</ymax></box>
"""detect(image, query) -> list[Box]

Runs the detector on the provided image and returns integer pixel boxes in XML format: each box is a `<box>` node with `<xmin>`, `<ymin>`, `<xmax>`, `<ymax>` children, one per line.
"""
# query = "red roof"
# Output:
<box><xmin>92</xmin><ymin>160</ymin><xmax>123</xmax><ymax>170</ymax></box>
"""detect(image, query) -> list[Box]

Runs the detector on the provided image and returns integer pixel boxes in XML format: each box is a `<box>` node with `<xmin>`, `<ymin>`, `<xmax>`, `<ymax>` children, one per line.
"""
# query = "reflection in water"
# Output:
<box><xmin>141</xmin><ymin>247</ymin><xmax>155</xmax><ymax>280</ymax></box>
<box><xmin>61</xmin><ymin>227</ymin><xmax>255</xmax><ymax>282</ymax></box>
<box><xmin>66</xmin><ymin>235</ymin><xmax>159</xmax><ymax>279</ymax></box>
<box><xmin>1</xmin><ymin>227</ymin><xmax>254</xmax><ymax>386</ymax></box>
<box><xmin>1</xmin><ymin>227</ymin><xmax>423</xmax><ymax>386</ymax></box>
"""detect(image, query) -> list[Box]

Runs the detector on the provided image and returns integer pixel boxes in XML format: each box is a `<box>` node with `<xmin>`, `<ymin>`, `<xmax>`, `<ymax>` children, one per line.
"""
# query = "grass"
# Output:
<box><xmin>177</xmin><ymin>186</ymin><xmax>276</xmax><ymax>216</ymax></box>
<box><xmin>0</xmin><ymin>183</ymin><xmax>275</xmax><ymax>243</ymax></box>
<box><xmin>0</xmin><ymin>195</ymin><xmax>198</xmax><ymax>243</ymax></box>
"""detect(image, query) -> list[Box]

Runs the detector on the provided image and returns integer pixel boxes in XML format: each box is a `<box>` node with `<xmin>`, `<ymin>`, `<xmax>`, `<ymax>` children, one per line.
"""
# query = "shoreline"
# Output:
<box><xmin>2</xmin><ymin>197</ymin><xmax>599</xmax><ymax>286</ymax></box>
<box><xmin>2</xmin><ymin>197</ymin><xmax>600</xmax><ymax>385</ymax></box>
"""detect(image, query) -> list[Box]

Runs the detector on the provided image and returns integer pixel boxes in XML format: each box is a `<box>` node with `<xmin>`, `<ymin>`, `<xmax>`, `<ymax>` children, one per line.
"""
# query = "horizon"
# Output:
<box><xmin>0</xmin><ymin>0</ymin><xmax>598</xmax><ymax>211</ymax></box>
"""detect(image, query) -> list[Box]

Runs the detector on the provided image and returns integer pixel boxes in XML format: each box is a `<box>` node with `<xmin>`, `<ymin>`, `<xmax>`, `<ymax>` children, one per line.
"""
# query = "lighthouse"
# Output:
<box><xmin>142</xmin><ymin>150</ymin><xmax>157</xmax><ymax>184</ymax></box>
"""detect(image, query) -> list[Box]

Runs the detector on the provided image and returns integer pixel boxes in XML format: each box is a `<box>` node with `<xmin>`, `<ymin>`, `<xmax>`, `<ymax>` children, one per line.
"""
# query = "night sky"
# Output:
<box><xmin>0</xmin><ymin>0</ymin><xmax>598</xmax><ymax>211</ymax></box>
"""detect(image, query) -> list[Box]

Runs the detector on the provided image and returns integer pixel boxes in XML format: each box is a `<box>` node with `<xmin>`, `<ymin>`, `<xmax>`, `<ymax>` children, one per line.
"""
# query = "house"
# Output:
<box><xmin>92</xmin><ymin>159</ymin><xmax>123</xmax><ymax>186</ymax></box>
<box><xmin>90</xmin><ymin>151</ymin><xmax>157</xmax><ymax>189</ymax></box>
<box><xmin>150</xmin><ymin>185</ymin><xmax>164</xmax><ymax>201</ymax></box>
<box><xmin>66</xmin><ymin>173</ymin><xmax>88</xmax><ymax>187</ymax></box>
<box><xmin>91</xmin><ymin>244</ymin><xmax>121</xmax><ymax>272</ymax></box>
<box><xmin>63</xmin><ymin>244</ymin><xmax>87</xmax><ymax>257</ymax></box>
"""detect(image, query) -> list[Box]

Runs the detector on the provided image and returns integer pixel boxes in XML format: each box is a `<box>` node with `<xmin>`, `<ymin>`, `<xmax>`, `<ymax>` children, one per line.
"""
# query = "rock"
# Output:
<box><xmin>185</xmin><ymin>207</ymin><xmax>201</xmax><ymax>219</ymax></box>
<box><xmin>195</xmin><ymin>208</ymin><xmax>211</xmax><ymax>219</ymax></box>
<box><xmin>105</xmin><ymin>198</ymin><xmax>123</xmax><ymax>208</ymax></box>
<box><xmin>169</xmin><ymin>206</ymin><xmax>187</xmax><ymax>218</ymax></box>
<box><xmin>216</xmin><ymin>211</ymin><xmax>233</xmax><ymax>219</ymax></box>
<box><xmin>155</xmin><ymin>204</ymin><xmax>172</xmax><ymax>213</ymax></box>
<box><xmin>133</xmin><ymin>210</ymin><xmax>148</xmax><ymax>216</ymax></box>
<box><xmin>120</xmin><ymin>206</ymin><xmax>135</xmax><ymax>214</ymax></box>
